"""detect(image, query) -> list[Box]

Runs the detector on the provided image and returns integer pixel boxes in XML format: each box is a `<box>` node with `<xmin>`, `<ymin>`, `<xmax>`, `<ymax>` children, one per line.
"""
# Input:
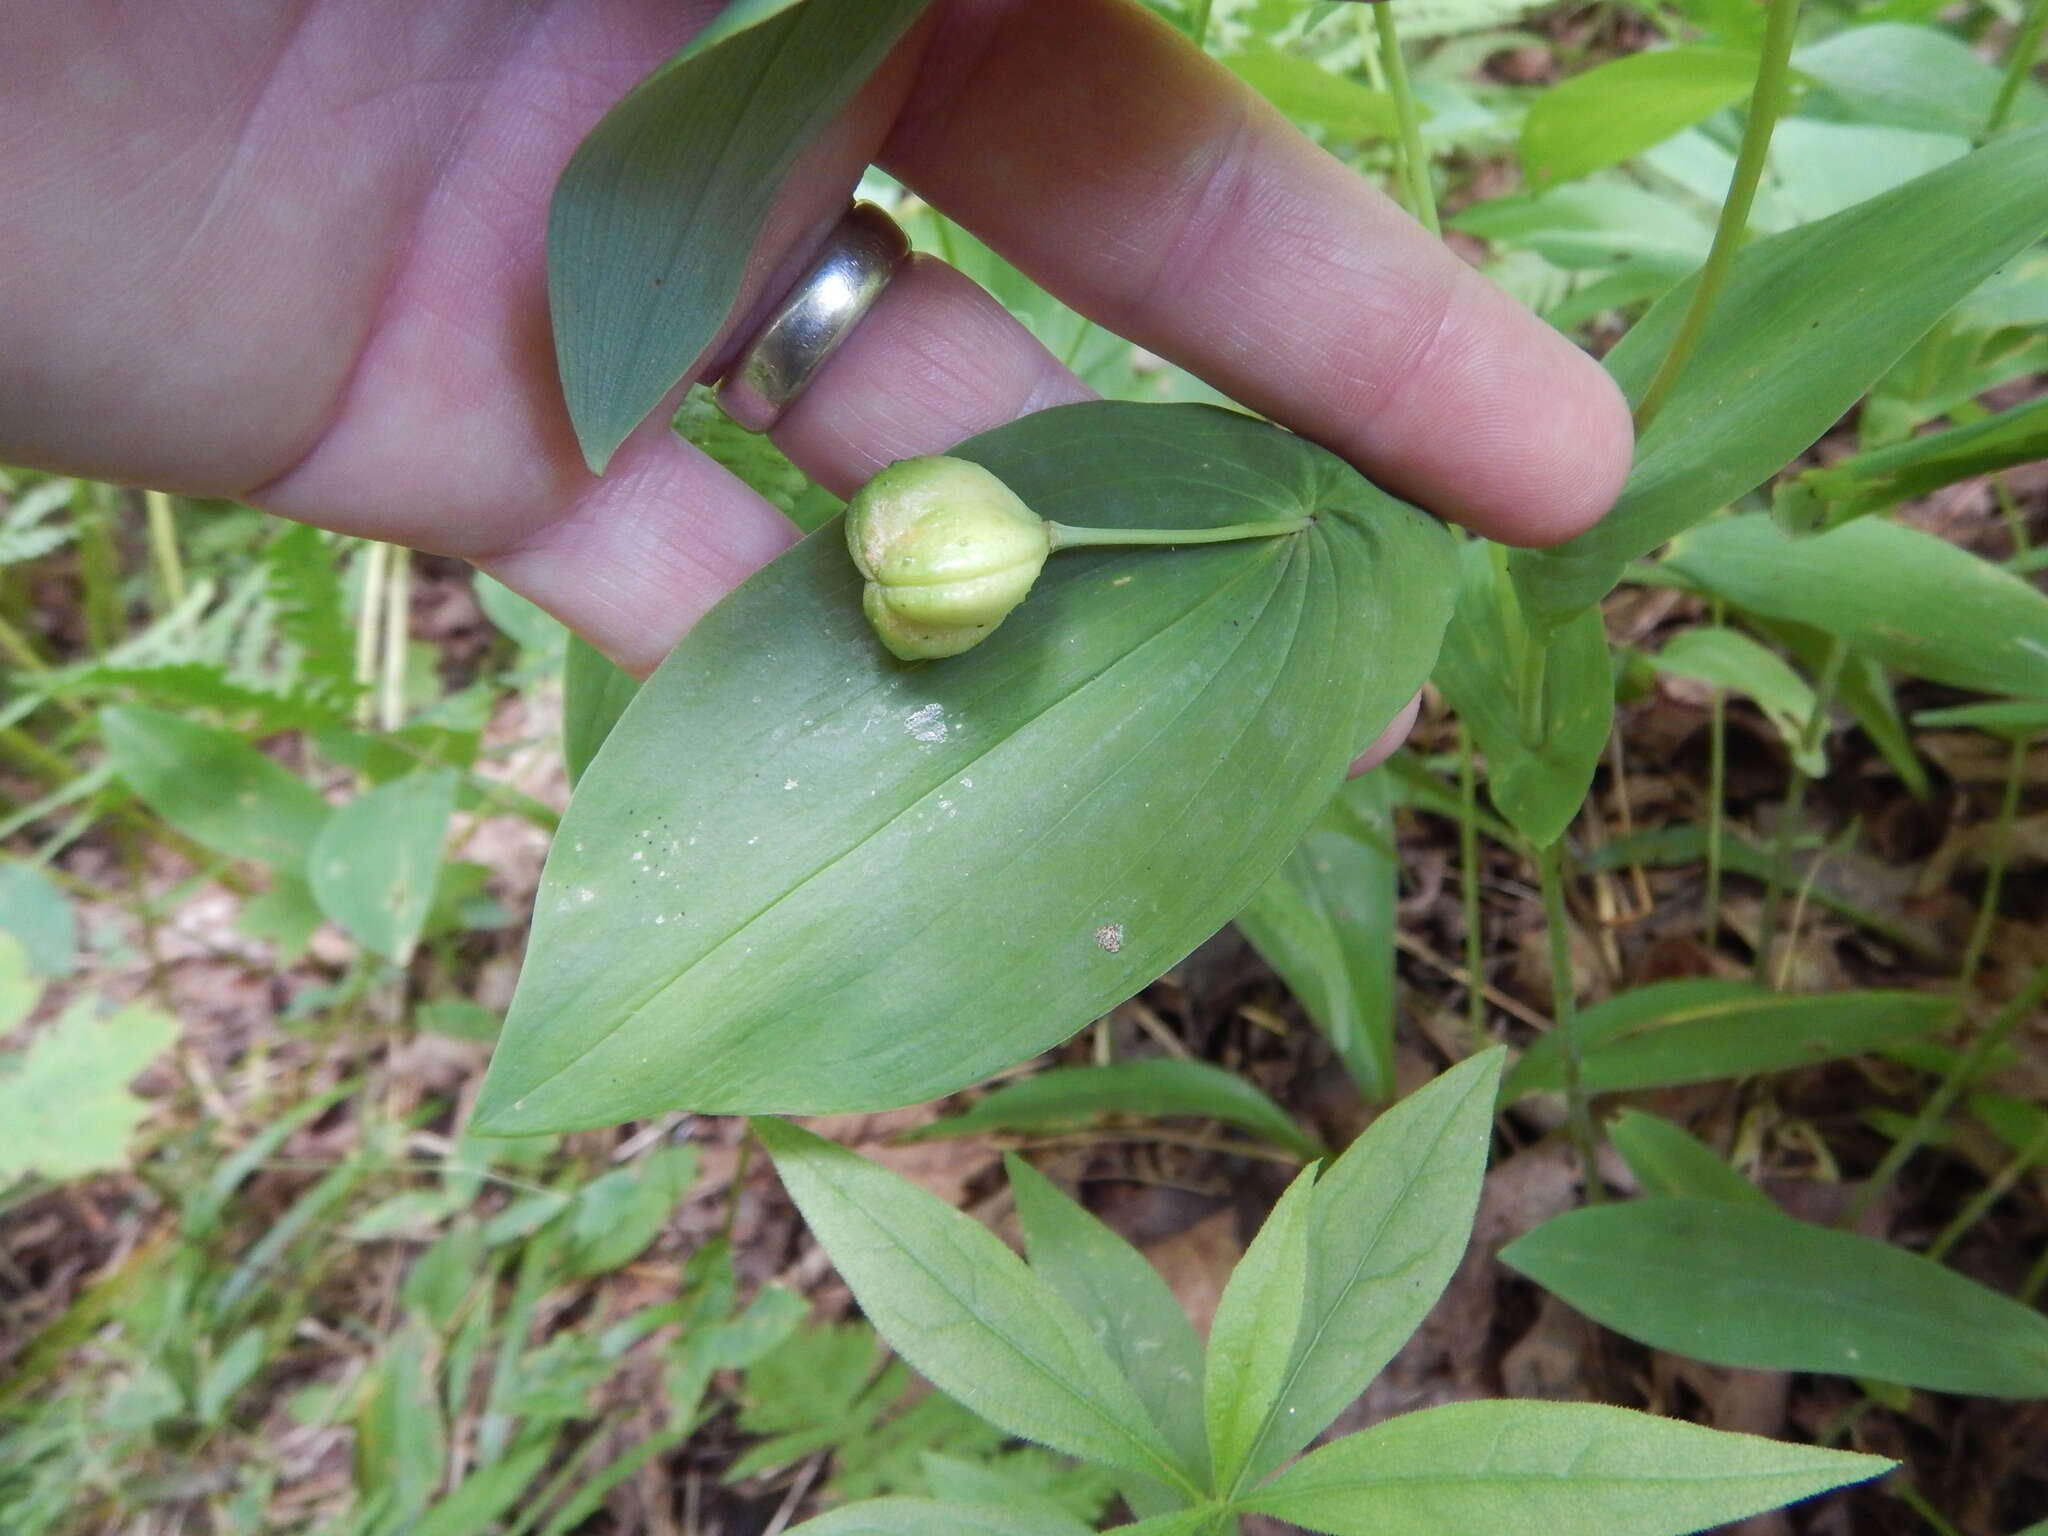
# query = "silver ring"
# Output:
<box><xmin>716</xmin><ymin>202</ymin><xmax>910</xmax><ymax>433</ymax></box>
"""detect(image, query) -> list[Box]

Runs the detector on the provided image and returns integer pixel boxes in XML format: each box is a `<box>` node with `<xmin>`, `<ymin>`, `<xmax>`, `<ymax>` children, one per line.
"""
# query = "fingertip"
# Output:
<box><xmin>1348</xmin><ymin>693</ymin><xmax>1421</xmax><ymax>777</ymax></box>
<box><xmin>1487</xmin><ymin>343</ymin><xmax>1634</xmax><ymax>549</ymax></box>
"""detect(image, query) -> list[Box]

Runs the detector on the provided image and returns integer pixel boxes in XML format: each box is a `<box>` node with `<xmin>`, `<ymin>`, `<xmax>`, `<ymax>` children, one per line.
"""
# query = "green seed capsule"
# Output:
<box><xmin>845</xmin><ymin>456</ymin><xmax>1051</xmax><ymax>660</ymax></box>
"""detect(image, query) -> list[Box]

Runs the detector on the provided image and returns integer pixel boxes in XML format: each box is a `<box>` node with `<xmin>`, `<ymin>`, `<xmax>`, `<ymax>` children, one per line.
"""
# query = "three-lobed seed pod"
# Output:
<box><xmin>846</xmin><ymin>454</ymin><xmax>1315</xmax><ymax>660</ymax></box>
<box><xmin>845</xmin><ymin>456</ymin><xmax>1052</xmax><ymax>660</ymax></box>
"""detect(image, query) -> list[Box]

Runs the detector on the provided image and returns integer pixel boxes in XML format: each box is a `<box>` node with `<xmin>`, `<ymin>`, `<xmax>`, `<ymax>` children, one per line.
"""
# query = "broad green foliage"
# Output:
<box><xmin>561</xmin><ymin>636</ymin><xmax>640</xmax><ymax>788</ymax></box>
<box><xmin>764</xmin><ymin>1053</ymin><xmax>1887</xmax><ymax>1531</ymax></box>
<box><xmin>1501</xmin><ymin>978</ymin><xmax>1953</xmax><ymax>1101</ymax></box>
<box><xmin>1505</xmin><ymin>1198</ymin><xmax>2048</xmax><ymax>1397</ymax></box>
<box><xmin>754</xmin><ymin>1117</ymin><xmax>1194</xmax><ymax>1489</ymax></box>
<box><xmin>101</xmin><ymin>705</ymin><xmax>329</xmax><ymax>873</ymax></box>
<box><xmin>1431</xmin><ymin>540</ymin><xmax>1612</xmax><ymax>848</ymax></box>
<box><xmin>1649</xmin><ymin>628</ymin><xmax>1823</xmax><ymax>775</ymax></box>
<box><xmin>1236</xmin><ymin>1400</ymin><xmax>1891</xmax><ymax>1535</ymax></box>
<box><xmin>0</xmin><ymin>938</ymin><xmax>177</xmax><ymax>1184</ymax></box>
<box><xmin>1794</xmin><ymin>22</ymin><xmax>2046</xmax><ymax>138</ymax></box>
<box><xmin>475</xmin><ymin>403</ymin><xmax>1454</xmax><ymax>1129</ymax></box>
<box><xmin>547</xmin><ymin>0</ymin><xmax>932</xmax><ymax>470</ymax></box>
<box><xmin>901</xmin><ymin>1059</ymin><xmax>1321</xmax><ymax>1160</ymax></box>
<box><xmin>1514</xmin><ymin>124</ymin><xmax>2048</xmax><ymax>626</ymax></box>
<box><xmin>0</xmin><ymin>859</ymin><xmax>76</xmax><ymax>977</ymax></box>
<box><xmin>1237</xmin><ymin>771</ymin><xmax>1400</xmax><ymax>1098</ymax></box>
<box><xmin>1607</xmin><ymin>1109</ymin><xmax>1773</xmax><ymax>1209</ymax></box>
<box><xmin>308</xmin><ymin>770</ymin><xmax>457</xmax><ymax>965</ymax></box>
<box><xmin>1521</xmin><ymin>46</ymin><xmax>1760</xmax><ymax>186</ymax></box>
<box><xmin>1775</xmin><ymin>394</ymin><xmax>2048</xmax><ymax>530</ymax></box>
<box><xmin>1664</xmin><ymin>512</ymin><xmax>2048</xmax><ymax>698</ymax></box>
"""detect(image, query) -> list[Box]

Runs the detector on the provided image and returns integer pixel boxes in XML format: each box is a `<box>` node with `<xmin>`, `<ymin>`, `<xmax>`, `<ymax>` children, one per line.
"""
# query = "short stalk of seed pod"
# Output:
<box><xmin>845</xmin><ymin>455</ymin><xmax>1311</xmax><ymax>661</ymax></box>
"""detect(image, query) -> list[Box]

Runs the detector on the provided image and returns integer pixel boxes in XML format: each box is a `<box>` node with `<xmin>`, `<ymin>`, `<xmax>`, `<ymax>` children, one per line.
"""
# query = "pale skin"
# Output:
<box><xmin>2</xmin><ymin>0</ymin><xmax>1633</xmax><ymax>766</ymax></box>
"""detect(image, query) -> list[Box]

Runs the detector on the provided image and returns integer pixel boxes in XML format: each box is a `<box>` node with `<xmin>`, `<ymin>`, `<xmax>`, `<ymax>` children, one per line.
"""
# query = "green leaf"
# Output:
<box><xmin>1913</xmin><ymin>698</ymin><xmax>2048</xmax><ymax>736</ymax></box>
<box><xmin>1663</xmin><ymin>512</ymin><xmax>2048</xmax><ymax>698</ymax></box>
<box><xmin>1224</xmin><ymin>44</ymin><xmax>1400</xmax><ymax>139</ymax></box>
<box><xmin>474</xmin><ymin>573</ymin><xmax>565</xmax><ymax>657</ymax></box>
<box><xmin>477</xmin><ymin>403</ymin><xmax>1453</xmax><ymax>1129</ymax></box>
<box><xmin>1239</xmin><ymin>1050</ymin><xmax>1505</xmax><ymax>1486</ymax></box>
<box><xmin>0</xmin><ymin>1000</ymin><xmax>178</xmax><ymax>1183</ymax></box>
<box><xmin>1237</xmin><ymin>772</ymin><xmax>1399</xmax><ymax>1098</ymax></box>
<box><xmin>1433</xmin><ymin>541</ymin><xmax>1612</xmax><ymax>849</ymax></box>
<box><xmin>1521</xmin><ymin>46</ymin><xmax>1760</xmax><ymax>186</ymax></box>
<box><xmin>1501</xmin><ymin>978</ymin><xmax>1952</xmax><ymax>1101</ymax></box>
<box><xmin>1006</xmin><ymin>1154</ymin><xmax>1209</xmax><ymax>1500</ymax></box>
<box><xmin>1795</xmin><ymin>23</ymin><xmax>2045</xmax><ymax>139</ymax></box>
<box><xmin>0</xmin><ymin>934</ymin><xmax>35</xmax><ymax>1033</ymax></box>
<box><xmin>308</xmin><ymin>770</ymin><xmax>457</xmax><ymax>965</ymax></box>
<box><xmin>1513</xmin><ymin>125</ymin><xmax>2048</xmax><ymax>626</ymax></box>
<box><xmin>101</xmin><ymin>704</ymin><xmax>329</xmax><ymax>873</ymax></box>
<box><xmin>560</xmin><ymin>1145</ymin><xmax>699</xmax><ymax>1279</ymax></box>
<box><xmin>1205</xmin><ymin>1166</ymin><xmax>1314</xmax><ymax>1489</ymax></box>
<box><xmin>1607</xmin><ymin>1108</ymin><xmax>1771</xmax><ymax>1208</ymax></box>
<box><xmin>786</xmin><ymin>1501</ymin><xmax>1095</xmax><ymax>1536</ymax></box>
<box><xmin>1504</xmin><ymin>1198</ymin><xmax>2048</xmax><ymax>1396</ymax></box>
<box><xmin>547</xmin><ymin>0</ymin><xmax>933</xmax><ymax>470</ymax></box>
<box><xmin>265</xmin><ymin>524</ymin><xmax>358</xmax><ymax>706</ymax></box>
<box><xmin>755</xmin><ymin>1118</ymin><xmax>1195</xmax><ymax>1490</ymax></box>
<box><xmin>562</xmin><ymin>636</ymin><xmax>641</xmax><ymax>789</ymax></box>
<box><xmin>0</xmin><ymin>859</ymin><xmax>76</xmax><ymax>978</ymax></box>
<box><xmin>904</xmin><ymin>1060</ymin><xmax>1320</xmax><ymax>1161</ymax></box>
<box><xmin>1777</xmin><ymin>395</ymin><xmax>2048</xmax><ymax>531</ymax></box>
<box><xmin>410</xmin><ymin>1437</ymin><xmax>559</xmax><ymax>1536</ymax></box>
<box><xmin>1236</xmin><ymin>1399</ymin><xmax>1890</xmax><ymax>1533</ymax></box>
<box><xmin>1648</xmin><ymin>628</ymin><xmax>1822</xmax><ymax>775</ymax></box>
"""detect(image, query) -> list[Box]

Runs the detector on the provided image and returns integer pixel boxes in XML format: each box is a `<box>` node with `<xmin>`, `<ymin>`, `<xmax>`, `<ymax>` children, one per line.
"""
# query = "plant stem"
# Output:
<box><xmin>1751</xmin><ymin>636</ymin><xmax>1846</xmax><ymax>984</ymax></box>
<box><xmin>1984</xmin><ymin>0</ymin><xmax>2048</xmax><ymax>141</ymax></box>
<box><xmin>1631</xmin><ymin>0</ymin><xmax>1801</xmax><ymax>435</ymax></box>
<box><xmin>1704</xmin><ymin>601</ymin><xmax>1728</xmax><ymax>951</ymax></box>
<box><xmin>1537</xmin><ymin>838</ymin><xmax>1604</xmax><ymax>1201</ymax></box>
<box><xmin>1187</xmin><ymin>0</ymin><xmax>1215</xmax><ymax>48</ymax></box>
<box><xmin>1366</xmin><ymin>2</ymin><xmax>1441</xmax><ymax>235</ymax></box>
<box><xmin>379</xmin><ymin>544</ymin><xmax>412</xmax><ymax>733</ymax></box>
<box><xmin>1955</xmin><ymin>732</ymin><xmax>2028</xmax><ymax>996</ymax></box>
<box><xmin>1842</xmin><ymin>955</ymin><xmax>2048</xmax><ymax>1228</ymax></box>
<box><xmin>1045</xmin><ymin>515</ymin><xmax>1311</xmax><ymax>550</ymax></box>
<box><xmin>1459</xmin><ymin>720</ymin><xmax>1487</xmax><ymax>1049</ymax></box>
<box><xmin>1925</xmin><ymin>1117</ymin><xmax>2048</xmax><ymax>1264</ymax></box>
<box><xmin>143</xmin><ymin>489</ymin><xmax>187</xmax><ymax>612</ymax></box>
<box><xmin>354</xmin><ymin>540</ymin><xmax>388</xmax><ymax>727</ymax></box>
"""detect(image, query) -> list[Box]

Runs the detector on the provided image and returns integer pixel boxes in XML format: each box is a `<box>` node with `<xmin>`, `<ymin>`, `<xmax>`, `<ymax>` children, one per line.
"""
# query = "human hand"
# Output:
<box><xmin>3</xmin><ymin>0</ymin><xmax>1630</xmax><ymax>765</ymax></box>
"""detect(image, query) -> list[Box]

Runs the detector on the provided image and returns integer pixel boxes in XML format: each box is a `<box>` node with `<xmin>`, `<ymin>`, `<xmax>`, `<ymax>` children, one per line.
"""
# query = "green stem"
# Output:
<box><xmin>1751</xmin><ymin>637</ymin><xmax>1846</xmax><ymax>985</ymax></box>
<box><xmin>1537</xmin><ymin>839</ymin><xmax>1604</xmax><ymax>1202</ymax></box>
<box><xmin>1704</xmin><ymin>601</ymin><xmax>1728</xmax><ymax>951</ymax></box>
<box><xmin>1631</xmin><ymin>0</ymin><xmax>1801</xmax><ymax>435</ymax></box>
<box><xmin>1984</xmin><ymin>0</ymin><xmax>2048</xmax><ymax>141</ymax></box>
<box><xmin>1925</xmin><ymin>1117</ymin><xmax>2048</xmax><ymax>1264</ymax></box>
<box><xmin>1459</xmin><ymin>721</ymin><xmax>1487</xmax><ymax>1050</ymax></box>
<box><xmin>379</xmin><ymin>544</ymin><xmax>412</xmax><ymax>733</ymax></box>
<box><xmin>1045</xmin><ymin>516</ymin><xmax>1311</xmax><ymax>550</ymax></box>
<box><xmin>143</xmin><ymin>489</ymin><xmax>187</xmax><ymax>612</ymax></box>
<box><xmin>1842</xmin><ymin>955</ymin><xmax>2048</xmax><ymax>1228</ymax></box>
<box><xmin>1955</xmin><ymin>733</ymin><xmax>2028</xmax><ymax>996</ymax></box>
<box><xmin>1367</xmin><ymin>2</ymin><xmax>1440</xmax><ymax>235</ymax></box>
<box><xmin>1187</xmin><ymin>0</ymin><xmax>1215</xmax><ymax>48</ymax></box>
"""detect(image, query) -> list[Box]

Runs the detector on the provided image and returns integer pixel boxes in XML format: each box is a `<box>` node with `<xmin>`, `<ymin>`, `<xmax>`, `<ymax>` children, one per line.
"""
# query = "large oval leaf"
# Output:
<box><xmin>547</xmin><ymin>0</ymin><xmax>932</xmax><ymax>471</ymax></box>
<box><xmin>474</xmin><ymin>403</ymin><xmax>1453</xmax><ymax>1128</ymax></box>
<box><xmin>1513</xmin><ymin>124</ymin><xmax>2048</xmax><ymax>626</ymax></box>
<box><xmin>1503</xmin><ymin>1198</ymin><xmax>2048</xmax><ymax>1397</ymax></box>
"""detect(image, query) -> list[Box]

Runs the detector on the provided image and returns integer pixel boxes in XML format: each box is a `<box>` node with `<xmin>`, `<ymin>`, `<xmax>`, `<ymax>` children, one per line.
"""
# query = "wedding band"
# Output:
<box><xmin>715</xmin><ymin>202</ymin><xmax>910</xmax><ymax>432</ymax></box>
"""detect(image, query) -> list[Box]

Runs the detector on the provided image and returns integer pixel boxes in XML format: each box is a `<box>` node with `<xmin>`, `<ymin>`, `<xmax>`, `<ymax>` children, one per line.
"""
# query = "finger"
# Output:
<box><xmin>1350</xmin><ymin>694</ymin><xmax>1421</xmax><ymax>777</ymax></box>
<box><xmin>885</xmin><ymin>0</ymin><xmax>1632</xmax><ymax>547</ymax></box>
<box><xmin>769</xmin><ymin>253</ymin><xmax>1091</xmax><ymax>496</ymax></box>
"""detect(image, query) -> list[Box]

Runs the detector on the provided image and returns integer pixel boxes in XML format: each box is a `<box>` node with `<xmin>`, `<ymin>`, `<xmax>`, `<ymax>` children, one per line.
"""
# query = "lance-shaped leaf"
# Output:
<box><xmin>1205</xmin><ymin>1165</ymin><xmax>1315</xmax><ymax>1488</ymax></box>
<box><xmin>1236</xmin><ymin>1400</ymin><xmax>1890</xmax><ymax>1534</ymax></box>
<box><xmin>1500</xmin><ymin>978</ymin><xmax>1952</xmax><ymax>1101</ymax></box>
<box><xmin>1236</xmin><ymin>1050</ymin><xmax>1505</xmax><ymax>1487</ymax></box>
<box><xmin>1663</xmin><ymin>512</ymin><xmax>2048</xmax><ymax>699</ymax></box>
<box><xmin>755</xmin><ymin>1119</ymin><xmax>1194</xmax><ymax>1489</ymax></box>
<box><xmin>786</xmin><ymin>1502</ymin><xmax>1096</xmax><ymax>1536</ymax></box>
<box><xmin>1432</xmin><ymin>541</ymin><xmax>1612</xmax><ymax>849</ymax></box>
<box><xmin>1521</xmin><ymin>46</ymin><xmax>1761</xmax><ymax>186</ymax></box>
<box><xmin>1513</xmin><ymin>124</ymin><xmax>2048</xmax><ymax>627</ymax></box>
<box><xmin>1237</xmin><ymin>771</ymin><xmax>1400</xmax><ymax>1098</ymax></box>
<box><xmin>1504</xmin><ymin>1198</ymin><xmax>2048</xmax><ymax>1397</ymax></box>
<box><xmin>474</xmin><ymin>403</ymin><xmax>1453</xmax><ymax>1128</ymax></box>
<box><xmin>548</xmin><ymin>0</ymin><xmax>932</xmax><ymax>470</ymax></box>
